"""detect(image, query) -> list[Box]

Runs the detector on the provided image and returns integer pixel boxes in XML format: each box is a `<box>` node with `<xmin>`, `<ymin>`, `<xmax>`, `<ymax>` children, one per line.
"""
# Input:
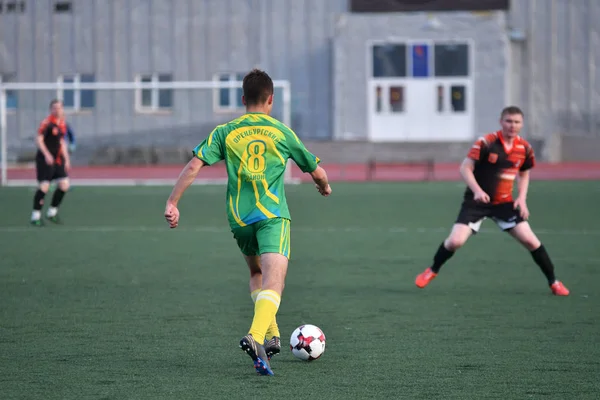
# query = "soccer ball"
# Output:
<box><xmin>289</xmin><ymin>324</ymin><xmax>326</xmax><ymax>361</ymax></box>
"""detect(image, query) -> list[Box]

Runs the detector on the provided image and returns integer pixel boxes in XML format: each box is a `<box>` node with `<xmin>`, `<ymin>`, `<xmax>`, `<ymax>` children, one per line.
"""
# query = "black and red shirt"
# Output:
<box><xmin>464</xmin><ymin>130</ymin><xmax>535</xmax><ymax>204</ymax></box>
<box><xmin>37</xmin><ymin>115</ymin><xmax>67</xmax><ymax>163</ymax></box>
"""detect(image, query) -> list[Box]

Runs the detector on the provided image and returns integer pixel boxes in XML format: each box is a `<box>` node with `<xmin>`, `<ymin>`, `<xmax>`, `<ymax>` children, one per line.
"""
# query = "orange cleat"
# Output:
<box><xmin>550</xmin><ymin>281</ymin><xmax>569</xmax><ymax>296</ymax></box>
<box><xmin>415</xmin><ymin>267</ymin><xmax>437</xmax><ymax>288</ymax></box>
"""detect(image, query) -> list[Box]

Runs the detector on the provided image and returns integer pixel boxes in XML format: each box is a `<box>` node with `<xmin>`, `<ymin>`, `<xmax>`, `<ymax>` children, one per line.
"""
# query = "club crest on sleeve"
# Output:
<box><xmin>488</xmin><ymin>153</ymin><xmax>498</xmax><ymax>163</ymax></box>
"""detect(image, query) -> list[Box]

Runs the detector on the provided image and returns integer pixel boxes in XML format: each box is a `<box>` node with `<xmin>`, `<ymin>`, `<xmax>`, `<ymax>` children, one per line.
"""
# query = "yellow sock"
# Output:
<box><xmin>248</xmin><ymin>290</ymin><xmax>280</xmax><ymax>344</ymax></box>
<box><xmin>251</xmin><ymin>289</ymin><xmax>280</xmax><ymax>340</ymax></box>
<box><xmin>266</xmin><ymin>318</ymin><xmax>280</xmax><ymax>341</ymax></box>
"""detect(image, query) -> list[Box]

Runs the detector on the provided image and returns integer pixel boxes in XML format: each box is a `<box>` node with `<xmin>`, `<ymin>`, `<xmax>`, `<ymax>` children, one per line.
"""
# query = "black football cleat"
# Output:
<box><xmin>265</xmin><ymin>336</ymin><xmax>281</xmax><ymax>360</ymax></box>
<box><xmin>239</xmin><ymin>334</ymin><xmax>274</xmax><ymax>376</ymax></box>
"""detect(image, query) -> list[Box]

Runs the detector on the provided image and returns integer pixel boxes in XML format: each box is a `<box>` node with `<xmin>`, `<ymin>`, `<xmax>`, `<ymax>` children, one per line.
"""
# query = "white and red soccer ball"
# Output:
<box><xmin>289</xmin><ymin>324</ymin><xmax>326</xmax><ymax>361</ymax></box>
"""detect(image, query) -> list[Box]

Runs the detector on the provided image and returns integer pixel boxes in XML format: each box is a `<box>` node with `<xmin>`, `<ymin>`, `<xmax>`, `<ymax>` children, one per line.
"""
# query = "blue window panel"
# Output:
<box><xmin>372</xmin><ymin>44</ymin><xmax>407</xmax><ymax>77</ymax></box>
<box><xmin>219</xmin><ymin>75</ymin><xmax>230</xmax><ymax>107</ymax></box>
<box><xmin>6</xmin><ymin>91</ymin><xmax>17</xmax><ymax>109</ymax></box>
<box><xmin>80</xmin><ymin>74</ymin><xmax>96</xmax><ymax>109</ymax></box>
<box><xmin>158</xmin><ymin>74</ymin><xmax>173</xmax><ymax>108</ymax></box>
<box><xmin>140</xmin><ymin>76</ymin><xmax>152</xmax><ymax>107</ymax></box>
<box><xmin>412</xmin><ymin>44</ymin><xmax>429</xmax><ymax>78</ymax></box>
<box><xmin>62</xmin><ymin>76</ymin><xmax>75</xmax><ymax>108</ymax></box>
<box><xmin>435</xmin><ymin>44</ymin><xmax>469</xmax><ymax>77</ymax></box>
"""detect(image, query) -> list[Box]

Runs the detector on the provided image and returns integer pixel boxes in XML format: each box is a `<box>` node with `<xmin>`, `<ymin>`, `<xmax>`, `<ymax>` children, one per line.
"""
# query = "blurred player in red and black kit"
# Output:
<box><xmin>415</xmin><ymin>106</ymin><xmax>569</xmax><ymax>296</ymax></box>
<box><xmin>30</xmin><ymin>99</ymin><xmax>71</xmax><ymax>226</ymax></box>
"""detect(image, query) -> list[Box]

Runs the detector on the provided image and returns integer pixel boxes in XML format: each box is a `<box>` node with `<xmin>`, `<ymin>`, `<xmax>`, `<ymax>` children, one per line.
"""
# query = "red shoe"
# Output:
<box><xmin>415</xmin><ymin>267</ymin><xmax>437</xmax><ymax>288</ymax></box>
<box><xmin>550</xmin><ymin>281</ymin><xmax>569</xmax><ymax>296</ymax></box>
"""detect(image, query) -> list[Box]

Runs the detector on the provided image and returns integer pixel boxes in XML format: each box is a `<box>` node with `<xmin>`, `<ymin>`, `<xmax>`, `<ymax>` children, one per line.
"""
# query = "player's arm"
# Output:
<box><xmin>284</xmin><ymin>127</ymin><xmax>331</xmax><ymax>197</ymax></box>
<box><xmin>310</xmin><ymin>166</ymin><xmax>331</xmax><ymax>197</ymax></box>
<box><xmin>167</xmin><ymin>157</ymin><xmax>205</xmax><ymax>206</ymax></box>
<box><xmin>513</xmin><ymin>169</ymin><xmax>531</xmax><ymax>219</ymax></box>
<box><xmin>60</xmin><ymin>137</ymin><xmax>71</xmax><ymax>171</ymax></box>
<box><xmin>36</xmin><ymin>126</ymin><xmax>54</xmax><ymax>165</ymax></box>
<box><xmin>460</xmin><ymin>158</ymin><xmax>490</xmax><ymax>203</ymax></box>
<box><xmin>516</xmin><ymin>169</ymin><xmax>530</xmax><ymax>200</ymax></box>
<box><xmin>66</xmin><ymin>123</ymin><xmax>76</xmax><ymax>152</ymax></box>
<box><xmin>461</xmin><ymin>138</ymin><xmax>490</xmax><ymax>203</ymax></box>
<box><xmin>164</xmin><ymin>157</ymin><xmax>206</xmax><ymax>228</ymax></box>
<box><xmin>514</xmin><ymin>145</ymin><xmax>535</xmax><ymax>218</ymax></box>
<box><xmin>165</xmin><ymin>129</ymin><xmax>224</xmax><ymax>228</ymax></box>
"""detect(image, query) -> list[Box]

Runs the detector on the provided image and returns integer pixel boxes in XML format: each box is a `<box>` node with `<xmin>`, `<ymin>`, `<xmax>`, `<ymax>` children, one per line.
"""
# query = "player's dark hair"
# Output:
<box><xmin>242</xmin><ymin>69</ymin><xmax>274</xmax><ymax>106</ymax></box>
<box><xmin>500</xmin><ymin>106</ymin><xmax>524</xmax><ymax>118</ymax></box>
<box><xmin>49</xmin><ymin>99</ymin><xmax>62</xmax><ymax>109</ymax></box>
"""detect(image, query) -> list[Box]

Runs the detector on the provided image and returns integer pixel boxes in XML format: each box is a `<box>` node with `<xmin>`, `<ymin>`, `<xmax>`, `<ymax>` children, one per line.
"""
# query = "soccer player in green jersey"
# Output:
<box><xmin>164</xmin><ymin>69</ymin><xmax>332</xmax><ymax>376</ymax></box>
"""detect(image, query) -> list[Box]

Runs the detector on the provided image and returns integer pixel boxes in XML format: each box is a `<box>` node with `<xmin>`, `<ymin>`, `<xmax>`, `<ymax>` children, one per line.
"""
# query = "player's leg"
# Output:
<box><xmin>416</xmin><ymin>201</ymin><xmax>484</xmax><ymax>288</ymax></box>
<box><xmin>31</xmin><ymin>181</ymin><xmax>51</xmax><ymax>226</ymax></box>
<box><xmin>233</xmin><ymin>227</ymin><xmax>262</xmax><ymax>296</ymax></box>
<box><xmin>46</xmin><ymin>169</ymin><xmax>69</xmax><ymax>223</ymax></box>
<box><xmin>244</xmin><ymin>254</ymin><xmax>281</xmax><ymax>357</ymax></box>
<box><xmin>507</xmin><ymin>221</ymin><xmax>569</xmax><ymax>296</ymax></box>
<box><xmin>234</xmin><ymin>224</ymin><xmax>275</xmax><ymax>375</ymax></box>
<box><xmin>245</xmin><ymin>255</ymin><xmax>262</xmax><ymax>299</ymax></box>
<box><xmin>246</xmin><ymin>252</ymin><xmax>286</xmax><ymax>359</ymax></box>
<box><xmin>247</xmin><ymin>218</ymin><xmax>289</xmax><ymax>342</ymax></box>
<box><xmin>31</xmin><ymin>156</ymin><xmax>52</xmax><ymax>226</ymax></box>
<box><xmin>240</xmin><ymin>218</ymin><xmax>289</xmax><ymax>375</ymax></box>
<box><xmin>254</xmin><ymin>252</ymin><xmax>285</xmax><ymax>359</ymax></box>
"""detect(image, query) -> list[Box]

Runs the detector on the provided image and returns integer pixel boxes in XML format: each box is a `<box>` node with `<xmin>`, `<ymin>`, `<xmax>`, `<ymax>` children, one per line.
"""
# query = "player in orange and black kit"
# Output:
<box><xmin>30</xmin><ymin>99</ymin><xmax>71</xmax><ymax>226</ymax></box>
<box><xmin>415</xmin><ymin>106</ymin><xmax>569</xmax><ymax>296</ymax></box>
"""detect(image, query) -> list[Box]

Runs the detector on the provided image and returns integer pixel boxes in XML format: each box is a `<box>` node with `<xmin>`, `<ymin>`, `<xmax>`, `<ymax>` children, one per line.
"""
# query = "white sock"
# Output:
<box><xmin>31</xmin><ymin>210</ymin><xmax>41</xmax><ymax>220</ymax></box>
<box><xmin>47</xmin><ymin>207</ymin><xmax>58</xmax><ymax>217</ymax></box>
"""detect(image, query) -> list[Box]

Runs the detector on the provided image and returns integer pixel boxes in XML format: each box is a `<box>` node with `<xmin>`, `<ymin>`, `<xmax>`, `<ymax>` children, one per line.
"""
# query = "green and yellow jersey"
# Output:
<box><xmin>193</xmin><ymin>112</ymin><xmax>320</xmax><ymax>229</ymax></box>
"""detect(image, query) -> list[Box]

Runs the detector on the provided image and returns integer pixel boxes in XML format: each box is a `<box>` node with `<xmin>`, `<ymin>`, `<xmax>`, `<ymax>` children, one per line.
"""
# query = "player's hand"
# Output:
<box><xmin>45</xmin><ymin>155</ymin><xmax>54</xmax><ymax>166</ymax></box>
<box><xmin>514</xmin><ymin>197</ymin><xmax>530</xmax><ymax>220</ymax></box>
<box><xmin>474</xmin><ymin>190</ymin><xmax>490</xmax><ymax>203</ymax></box>
<box><xmin>316</xmin><ymin>184</ymin><xmax>332</xmax><ymax>197</ymax></box>
<box><xmin>164</xmin><ymin>202</ymin><xmax>180</xmax><ymax>228</ymax></box>
<box><xmin>65</xmin><ymin>160</ymin><xmax>71</xmax><ymax>172</ymax></box>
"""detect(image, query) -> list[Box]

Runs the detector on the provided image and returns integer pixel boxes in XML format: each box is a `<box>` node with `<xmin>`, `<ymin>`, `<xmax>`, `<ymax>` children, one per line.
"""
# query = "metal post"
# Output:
<box><xmin>0</xmin><ymin>88</ymin><xmax>7</xmax><ymax>186</ymax></box>
<box><xmin>282</xmin><ymin>81</ymin><xmax>291</xmax><ymax>128</ymax></box>
<box><xmin>281</xmin><ymin>81</ymin><xmax>295</xmax><ymax>182</ymax></box>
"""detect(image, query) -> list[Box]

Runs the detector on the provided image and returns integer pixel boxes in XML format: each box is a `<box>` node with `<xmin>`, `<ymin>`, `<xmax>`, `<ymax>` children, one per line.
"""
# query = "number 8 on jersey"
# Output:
<box><xmin>247</xmin><ymin>141</ymin><xmax>267</xmax><ymax>174</ymax></box>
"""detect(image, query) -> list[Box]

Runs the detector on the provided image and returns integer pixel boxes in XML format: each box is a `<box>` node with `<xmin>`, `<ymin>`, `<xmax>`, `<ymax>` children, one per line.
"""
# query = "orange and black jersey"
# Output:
<box><xmin>37</xmin><ymin>115</ymin><xmax>67</xmax><ymax>161</ymax></box>
<box><xmin>465</xmin><ymin>130</ymin><xmax>535</xmax><ymax>204</ymax></box>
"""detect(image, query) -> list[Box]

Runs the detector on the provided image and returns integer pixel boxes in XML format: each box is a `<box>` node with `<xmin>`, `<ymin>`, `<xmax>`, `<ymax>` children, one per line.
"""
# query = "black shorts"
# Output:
<box><xmin>456</xmin><ymin>200</ymin><xmax>524</xmax><ymax>233</ymax></box>
<box><xmin>35</xmin><ymin>154</ymin><xmax>68</xmax><ymax>182</ymax></box>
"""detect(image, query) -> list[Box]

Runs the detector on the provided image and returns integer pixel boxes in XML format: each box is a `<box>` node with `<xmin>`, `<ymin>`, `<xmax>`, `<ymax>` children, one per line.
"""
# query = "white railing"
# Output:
<box><xmin>0</xmin><ymin>80</ymin><xmax>293</xmax><ymax>186</ymax></box>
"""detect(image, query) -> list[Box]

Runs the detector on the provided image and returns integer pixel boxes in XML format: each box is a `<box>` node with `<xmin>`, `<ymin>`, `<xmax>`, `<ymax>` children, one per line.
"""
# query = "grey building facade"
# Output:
<box><xmin>0</xmin><ymin>0</ymin><xmax>346</xmax><ymax>152</ymax></box>
<box><xmin>1</xmin><ymin>0</ymin><xmax>599</xmax><ymax>161</ymax></box>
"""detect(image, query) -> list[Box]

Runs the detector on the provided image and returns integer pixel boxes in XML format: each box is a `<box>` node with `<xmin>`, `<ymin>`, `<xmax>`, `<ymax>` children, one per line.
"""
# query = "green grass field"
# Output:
<box><xmin>1</xmin><ymin>181</ymin><xmax>599</xmax><ymax>399</ymax></box>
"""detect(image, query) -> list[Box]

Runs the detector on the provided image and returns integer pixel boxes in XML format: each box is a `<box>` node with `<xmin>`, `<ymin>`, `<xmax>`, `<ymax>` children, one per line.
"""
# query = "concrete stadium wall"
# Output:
<box><xmin>559</xmin><ymin>136</ymin><xmax>600</xmax><ymax>162</ymax></box>
<box><xmin>508</xmin><ymin>0</ymin><xmax>600</xmax><ymax>141</ymax></box>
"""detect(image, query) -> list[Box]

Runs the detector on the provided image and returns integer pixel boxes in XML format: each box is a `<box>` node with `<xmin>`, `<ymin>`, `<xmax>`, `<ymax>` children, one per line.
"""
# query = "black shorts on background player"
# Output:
<box><xmin>35</xmin><ymin>153</ymin><xmax>68</xmax><ymax>182</ymax></box>
<box><xmin>456</xmin><ymin>200</ymin><xmax>524</xmax><ymax>233</ymax></box>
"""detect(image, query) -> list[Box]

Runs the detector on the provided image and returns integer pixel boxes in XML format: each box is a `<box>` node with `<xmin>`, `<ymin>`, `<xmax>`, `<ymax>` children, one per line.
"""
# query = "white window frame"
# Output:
<box><xmin>134</xmin><ymin>73</ymin><xmax>173</xmax><ymax>113</ymax></box>
<box><xmin>57</xmin><ymin>73</ymin><xmax>95</xmax><ymax>112</ymax></box>
<box><xmin>213</xmin><ymin>72</ymin><xmax>245</xmax><ymax>113</ymax></box>
<box><xmin>0</xmin><ymin>74</ymin><xmax>18</xmax><ymax>112</ymax></box>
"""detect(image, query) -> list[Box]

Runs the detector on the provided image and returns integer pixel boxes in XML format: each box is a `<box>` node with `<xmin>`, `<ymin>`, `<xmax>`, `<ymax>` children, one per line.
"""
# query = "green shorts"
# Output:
<box><xmin>232</xmin><ymin>217</ymin><xmax>291</xmax><ymax>259</ymax></box>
